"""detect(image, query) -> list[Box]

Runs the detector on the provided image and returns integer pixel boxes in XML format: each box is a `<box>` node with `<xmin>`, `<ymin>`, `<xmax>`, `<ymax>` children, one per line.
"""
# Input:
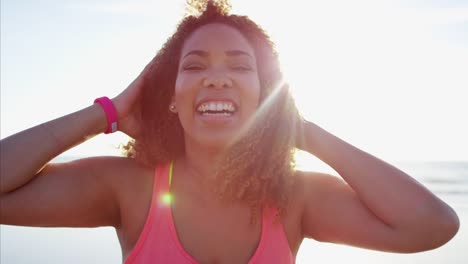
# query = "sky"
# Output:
<box><xmin>1</xmin><ymin>0</ymin><xmax>467</xmax><ymax>163</ymax></box>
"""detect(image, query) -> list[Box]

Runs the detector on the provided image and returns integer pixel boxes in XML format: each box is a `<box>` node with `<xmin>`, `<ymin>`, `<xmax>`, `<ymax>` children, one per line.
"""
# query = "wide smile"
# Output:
<box><xmin>197</xmin><ymin>100</ymin><xmax>236</xmax><ymax>115</ymax></box>
<box><xmin>195</xmin><ymin>99</ymin><xmax>239</xmax><ymax>124</ymax></box>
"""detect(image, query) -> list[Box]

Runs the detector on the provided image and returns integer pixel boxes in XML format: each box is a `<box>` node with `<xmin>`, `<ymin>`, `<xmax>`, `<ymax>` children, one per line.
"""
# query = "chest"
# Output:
<box><xmin>170</xmin><ymin>196</ymin><xmax>264</xmax><ymax>264</ymax></box>
<box><xmin>117</xmin><ymin>169</ymin><xmax>304</xmax><ymax>262</ymax></box>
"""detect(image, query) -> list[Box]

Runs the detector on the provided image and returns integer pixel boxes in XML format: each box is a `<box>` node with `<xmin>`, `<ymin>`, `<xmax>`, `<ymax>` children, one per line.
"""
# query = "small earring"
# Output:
<box><xmin>169</xmin><ymin>104</ymin><xmax>177</xmax><ymax>113</ymax></box>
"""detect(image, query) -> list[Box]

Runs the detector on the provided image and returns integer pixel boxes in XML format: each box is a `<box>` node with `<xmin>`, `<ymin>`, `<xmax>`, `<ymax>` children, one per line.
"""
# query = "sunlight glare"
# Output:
<box><xmin>161</xmin><ymin>192</ymin><xmax>173</xmax><ymax>205</ymax></box>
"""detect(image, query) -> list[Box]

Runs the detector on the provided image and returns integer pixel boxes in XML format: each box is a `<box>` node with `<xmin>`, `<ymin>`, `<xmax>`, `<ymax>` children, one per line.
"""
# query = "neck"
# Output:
<box><xmin>179</xmin><ymin>137</ymin><xmax>228</xmax><ymax>191</ymax></box>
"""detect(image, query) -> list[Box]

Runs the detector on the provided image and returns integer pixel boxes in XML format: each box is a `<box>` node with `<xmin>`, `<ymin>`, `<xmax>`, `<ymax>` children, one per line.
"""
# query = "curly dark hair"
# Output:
<box><xmin>124</xmin><ymin>0</ymin><xmax>302</xmax><ymax>225</ymax></box>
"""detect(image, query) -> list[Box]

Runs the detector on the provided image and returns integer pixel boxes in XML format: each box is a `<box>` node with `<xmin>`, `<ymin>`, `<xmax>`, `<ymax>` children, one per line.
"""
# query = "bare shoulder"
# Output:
<box><xmin>294</xmin><ymin>169</ymin><xmax>343</xmax><ymax>191</ymax></box>
<box><xmin>291</xmin><ymin>170</ymin><xmax>348</xmax><ymax>239</ymax></box>
<box><xmin>77</xmin><ymin>155</ymin><xmax>150</xmax><ymax>175</ymax></box>
<box><xmin>101</xmin><ymin>157</ymin><xmax>157</xmax><ymax>254</ymax></box>
<box><xmin>73</xmin><ymin>156</ymin><xmax>156</xmax><ymax>237</ymax></box>
<box><xmin>65</xmin><ymin>156</ymin><xmax>156</xmax><ymax>253</ymax></box>
<box><xmin>63</xmin><ymin>156</ymin><xmax>154</xmax><ymax>196</ymax></box>
<box><xmin>290</xmin><ymin>169</ymin><xmax>342</xmax><ymax>212</ymax></box>
<box><xmin>279</xmin><ymin>170</ymin><xmax>337</xmax><ymax>254</ymax></box>
<box><xmin>81</xmin><ymin>156</ymin><xmax>155</xmax><ymax>209</ymax></box>
<box><xmin>84</xmin><ymin>156</ymin><xmax>153</xmax><ymax>187</ymax></box>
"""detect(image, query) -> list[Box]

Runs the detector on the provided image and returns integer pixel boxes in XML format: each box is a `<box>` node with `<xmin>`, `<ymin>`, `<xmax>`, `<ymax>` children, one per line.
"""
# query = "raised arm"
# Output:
<box><xmin>0</xmin><ymin>57</ymin><xmax>155</xmax><ymax>227</ymax></box>
<box><xmin>297</xmin><ymin>120</ymin><xmax>459</xmax><ymax>253</ymax></box>
<box><xmin>0</xmin><ymin>105</ymin><xmax>107</xmax><ymax>194</ymax></box>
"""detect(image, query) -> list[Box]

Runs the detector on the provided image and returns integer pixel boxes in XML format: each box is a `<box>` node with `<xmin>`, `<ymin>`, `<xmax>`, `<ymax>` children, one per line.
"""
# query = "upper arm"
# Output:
<box><xmin>299</xmin><ymin>171</ymin><xmax>415</xmax><ymax>253</ymax></box>
<box><xmin>0</xmin><ymin>156</ymin><xmax>130</xmax><ymax>228</ymax></box>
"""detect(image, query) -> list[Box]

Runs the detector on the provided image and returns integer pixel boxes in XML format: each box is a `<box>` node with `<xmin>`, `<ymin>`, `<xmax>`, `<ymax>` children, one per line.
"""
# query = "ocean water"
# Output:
<box><xmin>1</xmin><ymin>159</ymin><xmax>467</xmax><ymax>264</ymax></box>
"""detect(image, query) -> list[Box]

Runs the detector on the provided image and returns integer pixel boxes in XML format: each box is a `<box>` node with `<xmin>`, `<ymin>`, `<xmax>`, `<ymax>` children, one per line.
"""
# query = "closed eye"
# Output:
<box><xmin>183</xmin><ymin>64</ymin><xmax>205</xmax><ymax>71</ymax></box>
<box><xmin>231</xmin><ymin>65</ymin><xmax>253</xmax><ymax>72</ymax></box>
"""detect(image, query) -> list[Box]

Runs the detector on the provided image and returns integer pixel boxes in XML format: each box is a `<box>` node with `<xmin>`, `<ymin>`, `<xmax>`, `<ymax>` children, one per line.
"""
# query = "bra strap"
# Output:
<box><xmin>168</xmin><ymin>160</ymin><xmax>174</xmax><ymax>188</ymax></box>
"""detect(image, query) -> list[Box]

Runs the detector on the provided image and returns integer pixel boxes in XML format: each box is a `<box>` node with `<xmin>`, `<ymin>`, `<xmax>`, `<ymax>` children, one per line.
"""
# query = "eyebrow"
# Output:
<box><xmin>182</xmin><ymin>49</ymin><xmax>253</xmax><ymax>59</ymax></box>
<box><xmin>182</xmin><ymin>50</ymin><xmax>209</xmax><ymax>59</ymax></box>
<box><xmin>225</xmin><ymin>50</ymin><xmax>253</xmax><ymax>58</ymax></box>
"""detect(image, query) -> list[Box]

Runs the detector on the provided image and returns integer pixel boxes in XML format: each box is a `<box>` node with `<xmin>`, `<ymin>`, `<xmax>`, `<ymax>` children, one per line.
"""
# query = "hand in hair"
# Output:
<box><xmin>113</xmin><ymin>57</ymin><xmax>157</xmax><ymax>140</ymax></box>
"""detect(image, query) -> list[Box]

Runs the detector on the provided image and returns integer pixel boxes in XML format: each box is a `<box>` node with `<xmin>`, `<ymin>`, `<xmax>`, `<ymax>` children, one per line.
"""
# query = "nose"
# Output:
<box><xmin>202</xmin><ymin>71</ymin><xmax>233</xmax><ymax>89</ymax></box>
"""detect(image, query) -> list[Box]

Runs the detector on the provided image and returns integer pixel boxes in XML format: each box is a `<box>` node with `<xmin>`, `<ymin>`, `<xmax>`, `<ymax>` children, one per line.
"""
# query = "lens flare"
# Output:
<box><xmin>161</xmin><ymin>192</ymin><xmax>173</xmax><ymax>205</ymax></box>
<box><xmin>226</xmin><ymin>77</ymin><xmax>288</xmax><ymax>148</ymax></box>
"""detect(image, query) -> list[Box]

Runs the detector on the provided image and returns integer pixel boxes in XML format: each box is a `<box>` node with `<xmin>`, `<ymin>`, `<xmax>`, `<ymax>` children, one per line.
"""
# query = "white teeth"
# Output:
<box><xmin>197</xmin><ymin>101</ymin><xmax>236</xmax><ymax>113</ymax></box>
<box><xmin>209</xmin><ymin>102</ymin><xmax>216</xmax><ymax>111</ymax></box>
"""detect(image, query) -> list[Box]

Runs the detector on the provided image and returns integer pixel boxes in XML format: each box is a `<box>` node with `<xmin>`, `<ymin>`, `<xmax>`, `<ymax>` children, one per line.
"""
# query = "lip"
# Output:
<box><xmin>197</xmin><ymin>112</ymin><xmax>236</xmax><ymax>125</ymax></box>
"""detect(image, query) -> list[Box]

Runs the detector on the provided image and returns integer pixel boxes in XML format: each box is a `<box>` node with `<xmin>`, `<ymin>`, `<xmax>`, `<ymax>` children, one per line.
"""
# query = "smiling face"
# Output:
<box><xmin>174</xmin><ymin>23</ymin><xmax>261</xmax><ymax>149</ymax></box>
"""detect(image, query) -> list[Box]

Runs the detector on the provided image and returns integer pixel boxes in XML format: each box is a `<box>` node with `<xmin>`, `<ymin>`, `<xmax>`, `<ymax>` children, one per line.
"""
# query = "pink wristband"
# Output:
<box><xmin>94</xmin><ymin>96</ymin><xmax>118</xmax><ymax>134</ymax></box>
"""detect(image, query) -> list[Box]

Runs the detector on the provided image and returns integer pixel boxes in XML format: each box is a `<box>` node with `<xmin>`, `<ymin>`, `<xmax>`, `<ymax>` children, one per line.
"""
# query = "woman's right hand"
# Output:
<box><xmin>112</xmin><ymin>57</ymin><xmax>156</xmax><ymax>139</ymax></box>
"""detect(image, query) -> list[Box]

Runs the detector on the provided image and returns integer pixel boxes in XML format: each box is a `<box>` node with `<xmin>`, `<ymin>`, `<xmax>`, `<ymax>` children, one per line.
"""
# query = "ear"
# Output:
<box><xmin>169</xmin><ymin>96</ymin><xmax>178</xmax><ymax>113</ymax></box>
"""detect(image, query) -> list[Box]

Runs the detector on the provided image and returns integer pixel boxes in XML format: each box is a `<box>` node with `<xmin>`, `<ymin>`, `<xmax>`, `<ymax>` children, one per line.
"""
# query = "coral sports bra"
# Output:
<box><xmin>124</xmin><ymin>162</ymin><xmax>295</xmax><ymax>263</ymax></box>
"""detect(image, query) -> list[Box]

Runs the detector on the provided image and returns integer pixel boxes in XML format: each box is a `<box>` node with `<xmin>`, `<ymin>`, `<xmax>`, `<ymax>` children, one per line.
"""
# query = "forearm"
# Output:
<box><xmin>301</xmin><ymin>121</ymin><xmax>458</xmax><ymax>230</ymax></box>
<box><xmin>0</xmin><ymin>104</ymin><xmax>107</xmax><ymax>194</ymax></box>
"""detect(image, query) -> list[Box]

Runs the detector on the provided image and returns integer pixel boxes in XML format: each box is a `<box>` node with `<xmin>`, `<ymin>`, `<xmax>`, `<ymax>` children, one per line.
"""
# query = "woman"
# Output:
<box><xmin>0</xmin><ymin>1</ymin><xmax>459</xmax><ymax>263</ymax></box>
